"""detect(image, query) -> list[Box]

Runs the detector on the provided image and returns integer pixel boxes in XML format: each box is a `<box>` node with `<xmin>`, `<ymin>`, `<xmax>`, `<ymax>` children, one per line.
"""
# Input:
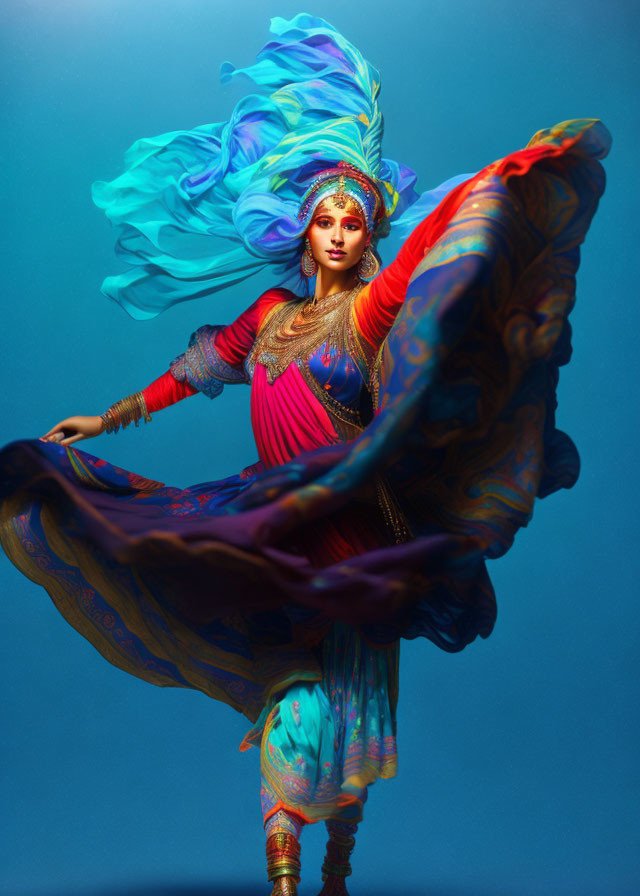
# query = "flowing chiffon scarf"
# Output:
<box><xmin>0</xmin><ymin>118</ymin><xmax>610</xmax><ymax>724</ymax></box>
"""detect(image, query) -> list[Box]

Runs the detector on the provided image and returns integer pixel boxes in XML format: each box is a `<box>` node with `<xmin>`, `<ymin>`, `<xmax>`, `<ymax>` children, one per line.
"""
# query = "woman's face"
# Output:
<box><xmin>306</xmin><ymin>196</ymin><xmax>369</xmax><ymax>274</ymax></box>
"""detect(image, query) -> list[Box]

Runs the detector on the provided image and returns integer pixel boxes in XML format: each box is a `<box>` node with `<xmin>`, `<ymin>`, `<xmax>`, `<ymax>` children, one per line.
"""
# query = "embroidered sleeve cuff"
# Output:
<box><xmin>169</xmin><ymin>325</ymin><xmax>250</xmax><ymax>399</ymax></box>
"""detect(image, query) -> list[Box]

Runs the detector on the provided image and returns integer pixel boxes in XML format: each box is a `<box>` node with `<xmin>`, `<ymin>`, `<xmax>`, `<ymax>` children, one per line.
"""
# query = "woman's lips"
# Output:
<box><xmin>327</xmin><ymin>250</ymin><xmax>346</xmax><ymax>258</ymax></box>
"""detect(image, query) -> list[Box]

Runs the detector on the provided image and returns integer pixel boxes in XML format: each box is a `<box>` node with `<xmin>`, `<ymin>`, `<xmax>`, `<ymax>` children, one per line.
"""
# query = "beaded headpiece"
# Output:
<box><xmin>297</xmin><ymin>162</ymin><xmax>386</xmax><ymax>234</ymax></box>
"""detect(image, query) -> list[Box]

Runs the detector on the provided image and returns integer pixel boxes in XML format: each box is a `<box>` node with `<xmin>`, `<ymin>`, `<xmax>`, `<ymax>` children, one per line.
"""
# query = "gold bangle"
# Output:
<box><xmin>100</xmin><ymin>391</ymin><xmax>152</xmax><ymax>434</ymax></box>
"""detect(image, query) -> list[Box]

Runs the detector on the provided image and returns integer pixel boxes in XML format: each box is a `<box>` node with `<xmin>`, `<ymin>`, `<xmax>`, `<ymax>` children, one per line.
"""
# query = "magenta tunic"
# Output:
<box><xmin>251</xmin><ymin>363</ymin><xmax>339</xmax><ymax>470</ymax></box>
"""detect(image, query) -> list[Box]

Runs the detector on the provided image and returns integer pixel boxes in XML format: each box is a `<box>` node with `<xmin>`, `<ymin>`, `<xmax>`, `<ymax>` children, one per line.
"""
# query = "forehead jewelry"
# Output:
<box><xmin>332</xmin><ymin>174</ymin><xmax>348</xmax><ymax>209</ymax></box>
<box><xmin>298</xmin><ymin>162</ymin><xmax>385</xmax><ymax>233</ymax></box>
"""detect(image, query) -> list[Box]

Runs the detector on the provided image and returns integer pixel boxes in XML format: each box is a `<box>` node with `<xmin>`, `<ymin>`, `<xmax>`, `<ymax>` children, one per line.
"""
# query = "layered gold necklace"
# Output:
<box><xmin>247</xmin><ymin>282</ymin><xmax>368</xmax><ymax>384</ymax></box>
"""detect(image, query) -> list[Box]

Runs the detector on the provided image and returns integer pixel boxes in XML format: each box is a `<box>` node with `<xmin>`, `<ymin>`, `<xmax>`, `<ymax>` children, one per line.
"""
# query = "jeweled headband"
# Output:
<box><xmin>297</xmin><ymin>161</ymin><xmax>386</xmax><ymax>234</ymax></box>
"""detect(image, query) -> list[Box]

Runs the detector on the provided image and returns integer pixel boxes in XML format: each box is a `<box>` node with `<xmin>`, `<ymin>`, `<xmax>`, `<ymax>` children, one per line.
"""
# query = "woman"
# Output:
<box><xmin>0</xmin><ymin>14</ymin><xmax>609</xmax><ymax>896</ymax></box>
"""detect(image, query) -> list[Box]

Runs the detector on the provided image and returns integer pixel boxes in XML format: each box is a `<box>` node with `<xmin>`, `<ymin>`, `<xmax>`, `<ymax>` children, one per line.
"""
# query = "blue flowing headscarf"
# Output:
<box><xmin>92</xmin><ymin>13</ymin><xmax>472</xmax><ymax>320</ymax></box>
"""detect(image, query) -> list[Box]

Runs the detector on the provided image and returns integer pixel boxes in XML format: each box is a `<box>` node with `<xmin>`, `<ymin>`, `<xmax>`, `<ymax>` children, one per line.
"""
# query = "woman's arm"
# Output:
<box><xmin>352</xmin><ymin>214</ymin><xmax>442</xmax><ymax>351</ymax></box>
<box><xmin>40</xmin><ymin>288</ymin><xmax>290</xmax><ymax>444</ymax></box>
<box><xmin>352</xmin><ymin>173</ymin><xmax>480</xmax><ymax>351</ymax></box>
<box><xmin>143</xmin><ymin>370</ymin><xmax>198</xmax><ymax>413</ymax></box>
<box><xmin>158</xmin><ymin>287</ymin><xmax>290</xmax><ymax>402</ymax></box>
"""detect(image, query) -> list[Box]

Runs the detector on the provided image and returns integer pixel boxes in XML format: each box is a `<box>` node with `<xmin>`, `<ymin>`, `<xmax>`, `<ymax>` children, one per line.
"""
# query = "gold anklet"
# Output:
<box><xmin>266</xmin><ymin>831</ymin><xmax>302</xmax><ymax>883</ymax></box>
<box><xmin>321</xmin><ymin>831</ymin><xmax>355</xmax><ymax>880</ymax></box>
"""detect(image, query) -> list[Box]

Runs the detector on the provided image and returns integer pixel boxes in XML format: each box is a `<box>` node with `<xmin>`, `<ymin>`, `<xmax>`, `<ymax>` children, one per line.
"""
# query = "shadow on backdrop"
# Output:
<box><xmin>28</xmin><ymin>881</ymin><xmax>520</xmax><ymax>896</ymax></box>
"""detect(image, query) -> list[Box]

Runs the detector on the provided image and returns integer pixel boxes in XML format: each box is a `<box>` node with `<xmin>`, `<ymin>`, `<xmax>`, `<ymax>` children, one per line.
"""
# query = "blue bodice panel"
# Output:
<box><xmin>306</xmin><ymin>342</ymin><xmax>371</xmax><ymax>420</ymax></box>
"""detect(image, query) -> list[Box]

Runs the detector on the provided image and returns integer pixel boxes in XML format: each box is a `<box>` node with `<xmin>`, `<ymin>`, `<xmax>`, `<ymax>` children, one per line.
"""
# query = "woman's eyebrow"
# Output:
<box><xmin>312</xmin><ymin>213</ymin><xmax>363</xmax><ymax>224</ymax></box>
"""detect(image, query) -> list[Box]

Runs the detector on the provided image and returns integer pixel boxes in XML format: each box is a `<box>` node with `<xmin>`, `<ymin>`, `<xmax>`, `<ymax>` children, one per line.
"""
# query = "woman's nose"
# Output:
<box><xmin>331</xmin><ymin>229</ymin><xmax>344</xmax><ymax>245</ymax></box>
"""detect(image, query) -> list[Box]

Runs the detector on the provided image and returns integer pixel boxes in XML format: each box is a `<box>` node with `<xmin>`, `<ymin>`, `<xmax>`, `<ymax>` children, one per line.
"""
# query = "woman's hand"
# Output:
<box><xmin>40</xmin><ymin>415</ymin><xmax>105</xmax><ymax>446</ymax></box>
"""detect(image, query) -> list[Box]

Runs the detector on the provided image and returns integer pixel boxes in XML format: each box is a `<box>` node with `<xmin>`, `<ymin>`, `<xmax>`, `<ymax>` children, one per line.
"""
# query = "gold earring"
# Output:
<box><xmin>301</xmin><ymin>238</ymin><xmax>317</xmax><ymax>277</ymax></box>
<box><xmin>357</xmin><ymin>246</ymin><xmax>380</xmax><ymax>280</ymax></box>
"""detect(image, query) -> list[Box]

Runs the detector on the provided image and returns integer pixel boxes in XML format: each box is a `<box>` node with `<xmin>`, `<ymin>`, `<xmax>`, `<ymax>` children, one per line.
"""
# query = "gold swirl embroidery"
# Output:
<box><xmin>248</xmin><ymin>284</ymin><xmax>366</xmax><ymax>382</ymax></box>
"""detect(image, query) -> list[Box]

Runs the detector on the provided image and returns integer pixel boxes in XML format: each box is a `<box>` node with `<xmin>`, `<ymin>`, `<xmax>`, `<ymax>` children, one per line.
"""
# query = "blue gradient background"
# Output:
<box><xmin>0</xmin><ymin>1</ymin><xmax>637</xmax><ymax>894</ymax></box>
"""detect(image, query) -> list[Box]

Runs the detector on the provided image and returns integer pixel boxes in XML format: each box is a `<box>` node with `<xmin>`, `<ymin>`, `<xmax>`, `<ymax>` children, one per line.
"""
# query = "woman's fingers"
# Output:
<box><xmin>42</xmin><ymin>421</ymin><xmax>68</xmax><ymax>438</ymax></box>
<box><xmin>39</xmin><ymin>415</ymin><xmax>101</xmax><ymax>444</ymax></box>
<box><xmin>39</xmin><ymin>432</ymin><xmax>62</xmax><ymax>443</ymax></box>
<box><xmin>39</xmin><ymin>432</ymin><xmax>81</xmax><ymax>446</ymax></box>
<box><xmin>39</xmin><ymin>430</ymin><xmax>68</xmax><ymax>443</ymax></box>
<box><xmin>42</xmin><ymin>419</ymin><xmax>78</xmax><ymax>439</ymax></box>
<box><xmin>59</xmin><ymin>433</ymin><xmax>84</xmax><ymax>446</ymax></box>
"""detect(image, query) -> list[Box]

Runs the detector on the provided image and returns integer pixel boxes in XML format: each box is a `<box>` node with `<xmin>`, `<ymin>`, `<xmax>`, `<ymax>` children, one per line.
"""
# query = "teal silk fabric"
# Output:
<box><xmin>89</xmin><ymin>14</ymin><xmax>467</xmax><ymax>319</ymax></box>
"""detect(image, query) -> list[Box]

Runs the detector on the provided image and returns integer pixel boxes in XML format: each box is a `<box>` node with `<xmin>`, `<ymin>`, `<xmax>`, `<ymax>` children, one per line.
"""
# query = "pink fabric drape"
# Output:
<box><xmin>251</xmin><ymin>363</ymin><xmax>340</xmax><ymax>469</ymax></box>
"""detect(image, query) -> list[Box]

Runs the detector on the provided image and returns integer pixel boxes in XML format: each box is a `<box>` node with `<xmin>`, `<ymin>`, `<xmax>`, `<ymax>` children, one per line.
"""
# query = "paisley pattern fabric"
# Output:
<box><xmin>0</xmin><ymin>449</ymin><xmax>321</xmax><ymax>722</ymax></box>
<box><xmin>256</xmin><ymin>622</ymin><xmax>398</xmax><ymax>825</ymax></box>
<box><xmin>0</xmin><ymin>119</ymin><xmax>610</xmax><ymax>734</ymax></box>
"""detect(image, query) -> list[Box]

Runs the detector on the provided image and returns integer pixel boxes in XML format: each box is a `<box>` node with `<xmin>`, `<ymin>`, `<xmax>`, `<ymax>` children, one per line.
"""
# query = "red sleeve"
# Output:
<box><xmin>352</xmin><ymin>214</ymin><xmax>441</xmax><ymax>350</ymax></box>
<box><xmin>212</xmin><ymin>288</ymin><xmax>289</xmax><ymax>367</ymax></box>
<box><xmin>142</xmin><ymin>370</ymin><xmax>198</xmax><ymax>414</ymax></box>
<box><xmin>352</xmin><ymin>132</ymin><xmax>582</xmax><ymax>350</ymax></box>
<box><xmin>352</xmin><ymin>170</ymin><xmax>488</xmax><ymax>350</ymax></box>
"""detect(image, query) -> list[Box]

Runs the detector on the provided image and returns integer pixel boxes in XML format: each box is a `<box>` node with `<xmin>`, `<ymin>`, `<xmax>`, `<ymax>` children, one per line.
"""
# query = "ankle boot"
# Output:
<box><xmin>266</xmin><ymin>830</ymin><xmax>301</xmax><ymax>896</ymax></box>
<box><xmin>316</xmin><ymin>827</ymin><xmax>356</xmax><ymax>896</ymax></box>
